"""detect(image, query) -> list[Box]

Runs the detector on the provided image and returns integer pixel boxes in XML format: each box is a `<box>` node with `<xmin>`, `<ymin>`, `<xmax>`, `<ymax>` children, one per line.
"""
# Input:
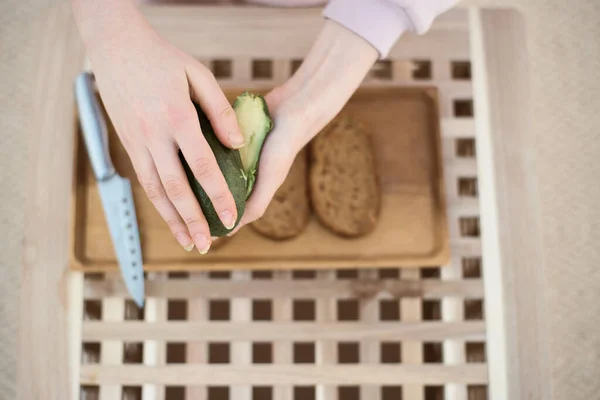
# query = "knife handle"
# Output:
<box><xmin>75</xmin><ymin>72</ymin><xmax>116</xmax><ymax>181</ymax></box>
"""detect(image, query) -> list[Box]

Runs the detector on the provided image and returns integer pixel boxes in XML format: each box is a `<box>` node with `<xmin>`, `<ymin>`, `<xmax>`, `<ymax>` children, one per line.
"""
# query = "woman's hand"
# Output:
<box><xmin>72</xmin><ymin>0</ymin><xmax>243</xmax><ymax>253</ymax></box>
<box><xmin>229</xmin><ymin>20</ymin><xmax>379</xmax><ymax>234</ymax></box>
<box><xmin>228</xmin><ymin>91</ymin><xmax>311</xmax><ymax>234</ymax></box>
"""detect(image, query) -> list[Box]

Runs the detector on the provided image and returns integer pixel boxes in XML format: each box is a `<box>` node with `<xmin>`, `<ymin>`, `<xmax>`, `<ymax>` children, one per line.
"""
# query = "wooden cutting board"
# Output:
<box><xmin>70</xmin><ymin>86</ymin><xmax>449</xmax><ymax>271</ymax></box>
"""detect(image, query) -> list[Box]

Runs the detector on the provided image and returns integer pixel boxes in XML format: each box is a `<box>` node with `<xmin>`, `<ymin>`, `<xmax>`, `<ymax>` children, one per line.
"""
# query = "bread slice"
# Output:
<box><xmin>251</xmin><ymin>149</ymin><xmax>310</xmax><ymax>240</ymax></box>
<box><xmin>309</xmin><ymin>115</ymin><xmax>380</xmax><ymax>237</ymax></box>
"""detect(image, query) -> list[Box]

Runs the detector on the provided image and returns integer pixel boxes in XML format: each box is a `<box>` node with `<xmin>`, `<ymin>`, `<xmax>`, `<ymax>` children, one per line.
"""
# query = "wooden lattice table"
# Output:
<box><xmin>21</xmin><ymin>4</ymin><xmax>541</xmax><ymax>400</ymax></box>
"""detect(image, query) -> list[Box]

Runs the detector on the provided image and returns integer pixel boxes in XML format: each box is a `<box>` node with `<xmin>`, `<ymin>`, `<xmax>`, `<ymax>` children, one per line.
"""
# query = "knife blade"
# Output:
<box><xmin>75</xmin><ymin>72</ymin><xmax>145</xmax><ymax>307</ymax></box>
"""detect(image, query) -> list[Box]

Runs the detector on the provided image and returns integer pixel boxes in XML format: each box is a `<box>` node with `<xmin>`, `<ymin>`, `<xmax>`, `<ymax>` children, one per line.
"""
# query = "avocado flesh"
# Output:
<box><xmin>234</xmin><ymin>92</ymin><xmax>273</xmax><ymax>198</ymax></box>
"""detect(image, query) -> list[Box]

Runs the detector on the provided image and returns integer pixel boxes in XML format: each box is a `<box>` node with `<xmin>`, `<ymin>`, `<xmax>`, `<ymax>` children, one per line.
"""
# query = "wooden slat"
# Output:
<box><xmin>84</xmin><ymin>277</ymin><xmax>484</xmax><ymax>299</ymax></box>
<box><xmin>272</xmin><ymin>59</ymin><xmax>289</xmax><ymax>83</ymax></box>
<box><xmin>142</xmin><ymin>273</ymin><xmax>168</xmax><ymax>400</ymax></box>
<box><xmin>446</xmin><ymin>158</ymin><xmax>479</xmax><ymax>176</ymax></box>
<box><xmin>273</xmin><ymin>271</ymin><xmax>293</xmax><ymax>400</ymax></box>
<box><xmin>446</xmin><ymin>196</ymin><xmax>480</xmax><ymax>214</ymax></box>
<box><xmin>232</xmin><ymin>57</ymin><xmax>252</xmax><ymax>82</ymax></box>
<box><xmin>316</xmin><ymin>271</ymin><xmax>336</xmax><ymax>400</ymax></box>
<box><xmin>433</xmin><ymin>59</ymin><xmax>452</xmax><ymax>81</ymax></box>
<box><xmin>438</xmin><ymin>81</ymin><xmax>474</xmax><ymax>100</ymax></box>
<box><xmin>186</xmin><ymin>272</ymin><xmax>207</xmax><ymax>400</ymax></box>
<box><xmin>145</xmin><ymin>6</ymin><xmax>470</xmax><ymax>32</ymax></box>
<box><xmin>99</xmin><ymin>299</ymin><xmax>124</xmax><ymax>400</ymax></box>
<box><xmin>442</xmin><ymin>260</ymin><xmax>468</xmax><ymax>400</ymax></box>
<box><xmin>231</xmin><ymin>271</ymin><xmax>251</xmax><ymax>400</ymax></box>
<box><xmin>438</xmin><ymin>42</ymin><xmax>474</xmax><ymax>400</ymax></box>
<box><xmin>469</xmin><ymin>8</ymin><xmax>548</xmax><ymax>400</ymax></box>
<box><xmin>18</xmin><ymin>4</ymin><xmax>85</xmax><ymax>399</ymax></box>
<box><xmin>81</xmin><ymin>365</ymin><xmax>488</xmax><ymax>386</ymax></box>
<box><xmin>219</xmin><ymin>79</ymin><xmax>472</xmax><ymax>95</ymax></box>
<box><xmin>441</xmin><ymin>118</ymin><xmax>476</xmax><ymax>138</ymax></box>
<box><xmin>451</xmin><ymin>239</ymin><xmax>482</xmax><ymax>257</ymax></box>
<box><xmin>447</xmin><ymin>199</ymin><xmax>481</xmax><ymax>219</ymax></box>
<box><xmin>401</xmin><ymin>269</ymin><xmax>424</xmax><ymax>400</ymax></box>
<box><xmin>443</xmin><ymin>157</ymin><xmax>478</xmax><ymax>179</ymax></box>
<box><xmin>361</xmin><ymin>79</ymin><xmax>473</xmax><ymax>92</ymax></box>
<box><xmin>142</xmin><ymin>7</ymin><xmax>470</xmax><ymax>60</ymax></box>
<box><xmin>82</xmin><ymin>321</ymin><xmax>485</xmax><ymax>342</ymax></box>
<box><xmin>360</xmin><ymin>270</ymin><xmax>380</xmax><ymax>400</ymax></box>
<box><xmin>78</xmin><ymin>258</ymin><xmax>465</xmax><ymax>272</ymax></box>
<box><xmin>392</xmin><ymin>60</ymin><xmax>415</xmax><ymax>82</ymax></box>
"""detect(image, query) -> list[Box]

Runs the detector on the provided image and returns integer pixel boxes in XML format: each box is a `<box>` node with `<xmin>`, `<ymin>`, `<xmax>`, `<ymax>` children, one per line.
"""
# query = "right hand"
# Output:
<box><xmin>86</xmin><ymin>20</ymin><xmax>243</xmax><ymax>254</ymax></box>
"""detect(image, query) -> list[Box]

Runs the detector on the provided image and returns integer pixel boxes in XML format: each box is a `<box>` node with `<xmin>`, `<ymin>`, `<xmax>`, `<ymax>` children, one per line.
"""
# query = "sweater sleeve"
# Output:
<box><xmin>323</xmin><ymin>0</ymin><xmax>459</xmax><ymax>58</ymax></box>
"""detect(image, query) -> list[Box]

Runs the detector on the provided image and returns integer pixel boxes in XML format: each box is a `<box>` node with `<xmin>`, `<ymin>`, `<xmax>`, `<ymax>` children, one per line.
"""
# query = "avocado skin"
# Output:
<box><xmin>179</xmin><ymin>102</ymin><xmax>247</xmax><ymax>237</ymax></box>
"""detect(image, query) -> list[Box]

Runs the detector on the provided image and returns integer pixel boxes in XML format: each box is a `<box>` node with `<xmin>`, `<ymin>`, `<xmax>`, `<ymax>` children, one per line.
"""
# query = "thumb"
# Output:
<box><xmin>243</xmin><ymin>158</ymin><xmax>289</xmax><ymax>225</ymax></box>
<box><xmin>229</xmin><ymin>138</ymin><xmax>295</xmax><ymax>235</ymax></box>
<box><xmin>225</xmin><ymin>171</ymin><xmax>280</xmax><ymax>236</ymax></box>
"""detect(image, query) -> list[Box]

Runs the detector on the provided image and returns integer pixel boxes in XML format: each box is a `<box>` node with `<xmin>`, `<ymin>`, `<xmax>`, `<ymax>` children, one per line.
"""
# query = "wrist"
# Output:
<box><xmin>71</xmin><ymin>0</ymin><xmax>151</xmax><ymax>57</ymax></box>
<box><xmin>273</xmin><ymin>20</ymin><xmax>378</xmax><ymax>142</ymax></box>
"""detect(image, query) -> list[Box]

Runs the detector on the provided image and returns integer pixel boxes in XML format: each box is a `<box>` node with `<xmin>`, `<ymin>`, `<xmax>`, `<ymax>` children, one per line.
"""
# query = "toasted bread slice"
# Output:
<box><xmin>251</xmin><ymin>149</ymin><xmax>310</xmax><ymax>240</ymax></box>
<box><xmin>309</xmin><ymin>115</ymin><xmax>380</xmax><ymax>237</ymax></box>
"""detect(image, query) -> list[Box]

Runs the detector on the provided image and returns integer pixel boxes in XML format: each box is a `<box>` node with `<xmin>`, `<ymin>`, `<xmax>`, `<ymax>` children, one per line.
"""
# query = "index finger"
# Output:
<box><xmin>175</xmin><ymin>105</ymin><xmax>239</xmax><ymax>232</ymax></box>
<box><xmin>185</xmin><ymin>63</ymin><xmax>245</xmax><ymax>150</ymax></box>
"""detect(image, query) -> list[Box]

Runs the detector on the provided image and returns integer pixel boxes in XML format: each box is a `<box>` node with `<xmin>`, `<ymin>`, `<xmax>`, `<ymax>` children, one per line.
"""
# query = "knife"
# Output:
<box><xmin>75</xmin><ymin>72</ymin><xmax>145</xmax><ymax>307</ymax></box>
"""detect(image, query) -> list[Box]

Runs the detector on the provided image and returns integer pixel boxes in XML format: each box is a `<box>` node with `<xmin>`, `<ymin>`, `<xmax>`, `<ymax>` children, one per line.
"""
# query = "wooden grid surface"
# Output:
<box><xmin>77</xmin><ymin>51</ymin><xmax>487</xmax><ymax>400</ymax></box>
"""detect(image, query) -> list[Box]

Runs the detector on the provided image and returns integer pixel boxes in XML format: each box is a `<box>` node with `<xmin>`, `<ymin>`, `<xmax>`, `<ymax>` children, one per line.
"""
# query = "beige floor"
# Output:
<box><xmin>1</xmin><ymin>0</ymin><xmax>599</xmax><ymax>399</ymax></box>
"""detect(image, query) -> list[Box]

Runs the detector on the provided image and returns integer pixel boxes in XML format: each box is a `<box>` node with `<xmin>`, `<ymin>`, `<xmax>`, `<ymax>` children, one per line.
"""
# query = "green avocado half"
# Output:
<box><xmin>179</xmin><ymin>92</ymin><xmax>273</xmax><ymax>237</ymax></box>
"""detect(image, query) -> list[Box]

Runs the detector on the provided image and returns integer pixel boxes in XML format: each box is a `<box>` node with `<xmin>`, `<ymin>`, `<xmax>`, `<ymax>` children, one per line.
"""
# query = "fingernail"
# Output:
<box><xmin>228</xmin><ymin>131</ymin><xmax>245</xmax><ymax>149</ymax></box>
<box><xmin>194</xmin><ymin>234</ymin><xmax>211</xmax><ymax>255</ymax></box>
<box><xmin>226</xmin><ymin>222</ymin><xmax>243</xmax><ymax>237</ymax></box>
<box><xmin>184</xmin><ymin>243</ymin><xmax>195</xmax><ymax>252</ymax></box>
<box><xmin>175</xmin><ymin>233</ymin><xmax>194</xmax><ymax>252</ymax></box>
<box><xmin>220</xmin><ymin>210</ymin><xmax>235</xmax><ymax>229</ymax></box>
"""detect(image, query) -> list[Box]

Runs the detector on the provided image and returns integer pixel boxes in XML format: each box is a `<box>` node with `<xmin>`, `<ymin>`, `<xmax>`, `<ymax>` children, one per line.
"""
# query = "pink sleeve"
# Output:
<box><xmin>323</xmin><ymin>0</ymin><xmax>459</xmax><ymax>58</ymax></box>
